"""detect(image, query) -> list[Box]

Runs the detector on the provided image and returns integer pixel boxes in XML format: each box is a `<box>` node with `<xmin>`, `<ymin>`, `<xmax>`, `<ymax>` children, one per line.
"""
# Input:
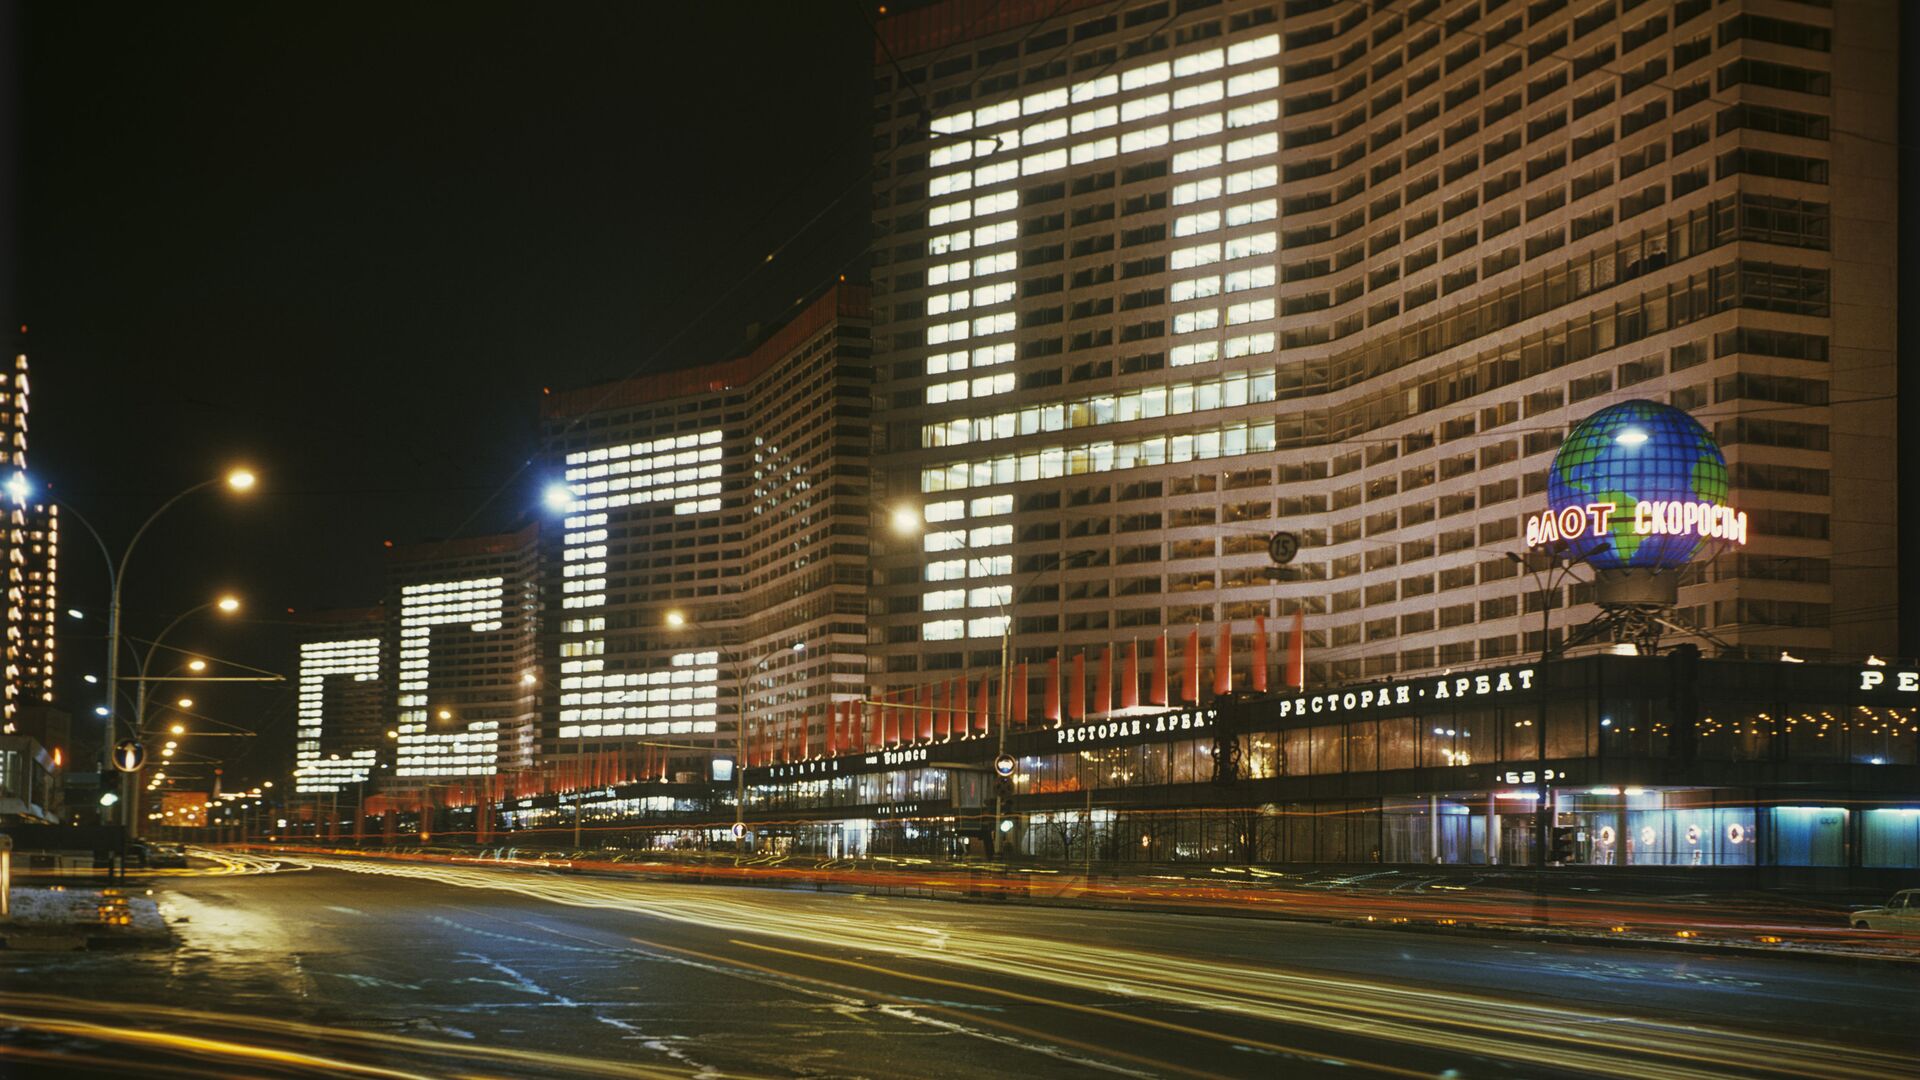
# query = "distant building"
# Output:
<box><xmin>538</xmin><ymin>283</ymin><xmax>873</xmax><ymax>776</ymax></box>
<box><xmin>1</xmin><ymin>349</ymin><xmax>59</xmax><ymax>734</ymax></box>
<box><xmin>387</xmin><ymin>525</ymin><xmax>540</xmax><ymax>782</ymax></box>
<box><xmin>865</xmin><ymin>0</ymin><xmax>1898</xmax><ymax>695</ymax></box>
<box><xmin>0</xmin><ymin>733</ymin><xmax>60</xmax><ymax>824</ymax></box>
<box><xmin>292</xmin><ymin>607</ymin><xmax>387</xmax><ymax>795</ymax></box>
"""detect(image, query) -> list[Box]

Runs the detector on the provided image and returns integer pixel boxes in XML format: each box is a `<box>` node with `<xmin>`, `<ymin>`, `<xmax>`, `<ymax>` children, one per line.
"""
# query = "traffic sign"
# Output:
<box><xmin>992</xmin><ymin>753</ymin><xmax>1016</xmax><ymax>779</ymax></box>
<box><xmin>1267</xmin><ymin>531</ymin><xmax>1300</xmax><ymax>566</ymax></box>
<box><xmin>111</xmin><ymin>740</ymin><xmax>146</xmax><ymax>773</ymax></box>
<box><xmin>729</xmin><ymin>822</ymin><xmax>746</xmax><ymax>841</ymax></box>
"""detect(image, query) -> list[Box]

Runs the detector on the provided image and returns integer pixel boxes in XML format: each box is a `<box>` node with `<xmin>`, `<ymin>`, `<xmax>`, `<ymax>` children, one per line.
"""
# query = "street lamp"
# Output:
<box><xmin>120</xmin><ymin>594</ymin><xmax>248</xmax><ymax>837</ymax></box>
<box><xmin>886</xmin><ymin>506</ymin><xmax>1103</xmax><ymax>857</ymax></box>
<box><xmin>50</xmin><ymin>466</ymin><xmax>258</xmax><ymax>779</ymax></box>
<box><xmin>1506</xmin><ymin>548</ymin><xmax>1586</xmax><ymax>868</ymax></box>
<box><xmin>664</xmin><ymin>609</ymin><xmax>799</xmax><ymax>851</ymax></box>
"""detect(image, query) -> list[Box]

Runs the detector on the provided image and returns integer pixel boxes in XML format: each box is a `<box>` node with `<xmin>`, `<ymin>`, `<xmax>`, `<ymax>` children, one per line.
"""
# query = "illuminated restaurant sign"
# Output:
<box><xmin>1054</xmin><ymin>707</ymin><xmax>1217</xmax><ymax>746</ymax></box>
<box><xmin>1859</xmin><ymin>669</ymin><xmax>1920</xmax><ymax>693</ymax></box>
<box><xmin>1273</xmin><ymin>667</ymin><xmax>1537</xmax><ymax>720</ymax></box>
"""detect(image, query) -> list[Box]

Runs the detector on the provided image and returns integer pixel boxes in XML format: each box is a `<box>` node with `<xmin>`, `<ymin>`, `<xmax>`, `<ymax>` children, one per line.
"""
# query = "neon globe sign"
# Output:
<box><xmin>1525</xmin><ymin>400</ymin><xmax>1746</xmax><ymax>572</ymax></box>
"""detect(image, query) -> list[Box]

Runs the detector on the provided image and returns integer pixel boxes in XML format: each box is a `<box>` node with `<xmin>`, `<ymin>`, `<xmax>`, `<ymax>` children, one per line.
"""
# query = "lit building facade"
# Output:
<box><xmin>2</xmin><ymin>348</ymin><xmax>58</xmax><ymax>734</ymax></box>
<box><xmin>292</xmin><ymin>607</ymin><xmax>386</xmax><ymax>795</ymax></box>
<box><xmin>866</xmin><ymin>0</ymin><xmax>1897</xmax><ymax>696</ymax></box>
<box><xmin>538</xmin><ymin>284</ymin><xmax>873</xmax><ymax>774</ymax></box>
<box><xmin>388</xmin><ymin>526</ymin><xmax>540</xmax><ymax>781</ymax></box>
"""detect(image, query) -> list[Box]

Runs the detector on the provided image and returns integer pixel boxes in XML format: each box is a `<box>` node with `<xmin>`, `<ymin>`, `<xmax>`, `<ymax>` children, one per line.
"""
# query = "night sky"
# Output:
<box><xmin>6</xmin><ymin>2</ymin><xmax>878</xmax><ymax>783</ymax></box>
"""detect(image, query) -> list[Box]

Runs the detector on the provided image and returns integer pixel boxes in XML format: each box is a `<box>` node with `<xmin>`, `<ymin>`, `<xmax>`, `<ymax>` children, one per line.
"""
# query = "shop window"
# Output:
<box><xmin>1861</xmin><ymin>809</ymin><xmax>1920</xmax><ymax>869</ymax></box>
<box><xmin>1769</xmin><ymin>806</ymin><xmax>1848</xmax><ymax>866</ymax></box>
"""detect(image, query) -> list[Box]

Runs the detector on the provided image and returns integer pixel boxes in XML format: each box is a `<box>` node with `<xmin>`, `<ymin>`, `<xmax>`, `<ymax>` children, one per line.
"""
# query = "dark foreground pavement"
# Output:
<box><xmin>2</xmin><ymin>855</ymin><xmax>1914</xmax><ymax>1079</ymax></box>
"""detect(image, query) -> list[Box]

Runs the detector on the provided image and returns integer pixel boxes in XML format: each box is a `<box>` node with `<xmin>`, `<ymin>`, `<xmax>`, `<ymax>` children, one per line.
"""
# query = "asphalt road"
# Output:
<box><xmin>2</xmin><ymin>855</ymin><xmax>1915</xmax><ymax>1079</ymax></box>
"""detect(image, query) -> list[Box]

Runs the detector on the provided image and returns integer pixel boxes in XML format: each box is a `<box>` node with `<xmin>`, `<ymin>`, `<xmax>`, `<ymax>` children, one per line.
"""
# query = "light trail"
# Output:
<box><xmin>229</xmin><ymin>843</ymin><xmax>1915</xmax><ymax>954</ymax></box>
<box><xmin>291</xmin><ymin>853</ymin><xmax>1916</xmax><ymax>1080</ymax></box>
<box><xmin>0</xmin><ymin>992</ymin><xmax>715</xmax><ymax>1080</ymax></box>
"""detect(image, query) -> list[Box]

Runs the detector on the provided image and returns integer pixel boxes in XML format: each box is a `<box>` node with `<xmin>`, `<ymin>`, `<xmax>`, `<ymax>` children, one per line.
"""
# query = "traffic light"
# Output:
<box><xmin>992</xmin><ymin>774</ymin><xmax>1013</xmax><ymax>800</ymax></box>
<box><xmin>1549</xmin><ymin>826</ymin><xmax>1580</xmax><ymax>864</ymax></box>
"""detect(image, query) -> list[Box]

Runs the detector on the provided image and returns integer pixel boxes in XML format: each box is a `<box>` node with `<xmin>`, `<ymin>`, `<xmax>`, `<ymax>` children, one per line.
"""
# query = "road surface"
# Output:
<box><xmin>2</xmin><ymin>853</ymin><xmax>1914</xmax><ymax>1078</ymax></box>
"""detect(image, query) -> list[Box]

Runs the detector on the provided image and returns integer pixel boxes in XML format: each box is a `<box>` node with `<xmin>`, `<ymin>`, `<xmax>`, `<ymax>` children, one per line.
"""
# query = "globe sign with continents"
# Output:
<box><xmin>1538</xmin><ymin>399</ymin><xmax>1742</xmax><ymax>571</ymax></box>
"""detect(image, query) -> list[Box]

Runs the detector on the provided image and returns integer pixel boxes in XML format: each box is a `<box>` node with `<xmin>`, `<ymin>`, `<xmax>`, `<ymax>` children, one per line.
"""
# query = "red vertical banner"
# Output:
<box><xmin>1287</xmin><ymin>609</ymin><xmax>1306</xmax><ymax>690</ymax></box>
<box><xmin>854</xmin><ymin>699</ymin><xmax>868</xmax><ymax>752</ymax></box>
<box><xmin>1122</xmin><ymin>640</ymin><xmax>1140</xmax><ymax>709</ymax></box>
<box><xmin>1013</xmin><ymin>662</ymin><xmax>1030</xmax><ymax>728</ymax></box>
<box><xmin>975</xmin><ymin>676</ymin><xmax>991</xmax><ymax>736</ymax></box>
<box><xmin>948</xmin><ymin>677</ymin><xmax>963</xmax><ymax>741</ymax></box>
<box><xmin>1253</xmin><ymin>614</ymin><xmax>1269</xmax><ymax>692</ymax></box>
<box><xmin>1067</xmin><ymin>652</ymin><xmax>1085</xmax><ymax>720</ymax></box>
<box><xmin>1214</xmin><ymin>622</ymin><xmax>1232</xmax><ymax>698</ymax></box>
<box><xmin>827</xmin><ymin>702</ymin><xmax>840</xmax><ymax>758</ymax></box>
<box><xmin>1096</xmin><ymin>645</ymin><xmax>1113</xmax><ymax>716</ymax></box>
<box><xmin>1151</xmin><ymin>633</ymin><xmax>1170</xmax><ymax>706</ymax></box>
<box><xmin>918</xmin><ymin>684</ymin><xmax>935</xmax><ymax>742</ymax></box>
<box><xmin>1182</xmin><ymin>627</ymin><xmax>1201</xmax><ymax>704</ymax></box>
<box><xmin>1044</xmin><ymin>656</ymin><xmax>1062</xmax><ymax>725</ymax></box>
<box><xmin>885</xmin><ymin>695</ymin><xmax>899</xmax><ymax>747</ymax></box>
<box><xmin>934</xmin><ymin>681</ymin><xmax>950</xmax><ymax>742</ymax></box>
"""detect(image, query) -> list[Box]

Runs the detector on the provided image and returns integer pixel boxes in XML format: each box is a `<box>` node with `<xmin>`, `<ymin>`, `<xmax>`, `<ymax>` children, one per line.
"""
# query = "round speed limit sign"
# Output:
<box><xmin>1266</xmin><ymin>531</ymin><xmax>1300</xmax><ymax>566</ymax></box>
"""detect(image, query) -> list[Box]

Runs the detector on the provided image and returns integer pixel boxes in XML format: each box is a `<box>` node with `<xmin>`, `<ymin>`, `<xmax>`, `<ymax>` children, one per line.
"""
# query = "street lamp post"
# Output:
<box><xmin>51</xmin><ymin>468</ymin><xmax>257</xmax><ymax>823</ymax></box>
<box><xmin>123</xmin><ymin>596</ymin><xmax>251</xmax><ymax>838</ymax></box>
<box><xmin>888</xmin><ymin>506</ymin><xmax>1101</xmax><ymax>858</ymax></box>
<box><xmin>1507</xmin><ymin>549</ymin><xmax>1582</xmax><ymax>868</ymax></box>
<box><xmin>666</xmin><ymin>609</ymin><xmax>799</xmax><ymax>853</ymax></box>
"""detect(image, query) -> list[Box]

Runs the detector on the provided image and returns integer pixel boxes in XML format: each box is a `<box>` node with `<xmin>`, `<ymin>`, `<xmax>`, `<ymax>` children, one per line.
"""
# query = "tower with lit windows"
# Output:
<box><xmin>866</xmin><ymin>0</ymin><xmax>1898</xmax><ymax>694</ymax></box>
<box><xmin>292</xmin><ymin>607</ymin><xmax>386</xmax><ymax>795</ymax></box>
<box><xmin>386</xmin><ymin>525</ymin><xmax>540</xmax><ymax>782</ymax></box>
<box><xmin>2</xmin><ymin>347</ymin><xmax>58</xmax><ymax>733</ymax></box>
<box><xmin>537</xmin><ymin>283</ymin><xmax>872</xmax><ymax>776</ymax></box>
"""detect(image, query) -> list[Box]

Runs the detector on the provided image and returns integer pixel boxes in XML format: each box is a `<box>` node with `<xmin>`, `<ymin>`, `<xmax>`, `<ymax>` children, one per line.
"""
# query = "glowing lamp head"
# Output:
<box><xmin>665</xmin><ymin>610</ymin><xmax>688</xmax><ymax>629</ymax></box>
<box><xmin>176</xmin><ymin>698</ymin><xmax>194</xmax><ymax>709</ymax></box>
<box><xmin>3</xmin><ymin>471</ymin><xmax>29</xmax><ymax>505</ymax></box>
<box><xmin>543</xmin><ymin>484</ymin><xmax>577</xmax><ymax>513</ymax></box>
<box><xmin>169</xmin><ymin>724</ymin><xmax>185</xmax><ymax>735</ymax></box>
<box><xmin>226</xmin><ymin>468</ymin><xmax>257</xmax><ymax>492</ymax></box>
<box><xmin>217</xmin><ymin>596</ymin><xmax>241</xmax><ymax>614</ymax></box>
<box><xmin>889</xmin><ymin>507</ymin><xmax>922</xmax><ymax>536</ymax></box>
<box><xmin>436</xmin><ymin>708</ymin><xmax>452</xmax><ymax>721</ymax></box>
<box><xmin>187</xmin><ymin>659</ymin><xmax>207</xmax><ymax>672</ymax></box>
<box><xmin>1542</xmin><ymin>399</ymin><xmax>1732</xmax><ymax>571</ymax></box>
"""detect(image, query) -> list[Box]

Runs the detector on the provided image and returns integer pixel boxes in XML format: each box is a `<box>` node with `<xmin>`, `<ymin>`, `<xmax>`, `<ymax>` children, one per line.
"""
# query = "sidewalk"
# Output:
<box><xmin>1</xmin><ymin>885</ymin><xmax>173</xmax><ymax>950</ymax></box>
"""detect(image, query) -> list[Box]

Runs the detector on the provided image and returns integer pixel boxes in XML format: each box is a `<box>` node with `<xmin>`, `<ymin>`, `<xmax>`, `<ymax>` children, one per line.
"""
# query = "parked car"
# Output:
<box><xmin>146</xmin><ymin>843</ymin><xmax>190</xmax><ymax>868</ymax></box>
<box><xmin>1850</xmin><ymin>889</ymin><xmax>1920</xmax><ymax>932</ymax></box>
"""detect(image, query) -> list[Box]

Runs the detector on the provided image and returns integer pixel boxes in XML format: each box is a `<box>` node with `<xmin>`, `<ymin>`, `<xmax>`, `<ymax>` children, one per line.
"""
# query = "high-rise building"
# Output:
<box><xmin>2</xmin><ymin>348</ymin><xmax>58</xmax><ymax>733</ymax></box>
<box><xmin>866</xmin><ymin>0</ymin><xmax>1897</xmax><ymax>692</ymax></box>
<box><xmin>539</xmin><ymin>283</ymin><xmax>873</xmax><ymax>774</ymax></box>
<box><xmin>388</xmin><ymin>525</ymin><xmax>541</xmax><ymax>781</ymax></box>
<box><xmin>292</xmin><ymin>607</ymin><xmax>386</xmax><ymax>795</ymax></box>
